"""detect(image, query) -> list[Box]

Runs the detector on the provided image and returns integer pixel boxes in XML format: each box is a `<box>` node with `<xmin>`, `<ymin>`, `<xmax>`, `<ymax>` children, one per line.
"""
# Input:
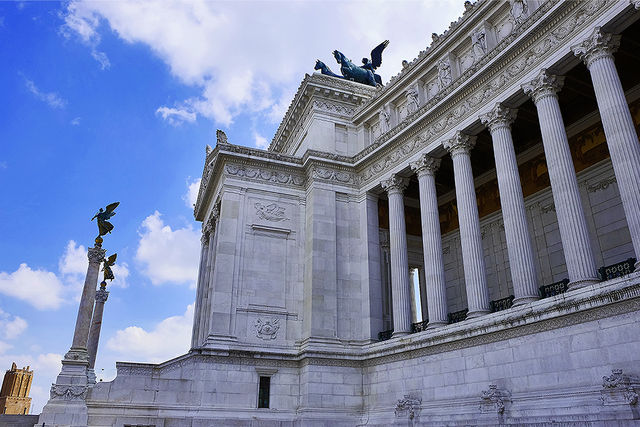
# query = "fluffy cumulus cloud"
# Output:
<box><xmin>106</xmin><ymin>304</ymin><xmax>193</xmax><ymax>363</ymax></box>
<box><xmin>183</xmin><ymin>178</ymin><xmax>201</xmax><ymax>209</ymax></box>
<box><xmin>0</xmin><ymin>309</ymin><xmax>27</xmax><ymax>340</ymax></box>
<box><xmin>61</xmin><ymin>0</ymin><xmax>464</xmax><ymax>135</ymax></box>
<box><xmin>0</xmin><ymin>240</ymin><xmax>129</xmax><ymax>310</ymax></box>
<box><xmin>135</xmin><ymin>212</ymin><xmax>200</xmax><ymax>287</ymax></box>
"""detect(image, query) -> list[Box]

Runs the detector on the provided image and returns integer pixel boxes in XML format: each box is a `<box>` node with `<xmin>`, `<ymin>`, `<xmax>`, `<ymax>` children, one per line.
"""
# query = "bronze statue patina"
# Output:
<box><xmin>315</xmin><ymin>40</ymin><xmax>389</xmax><ymax>87</ymax></box>
<box><xmin>102</xmin><ymin>253</ymin><xmax>117</xmax><ymax>282</ymax></box>
<box><xmin>91</xmin><ymin>202</ymin><xmax>119</xmax><ymax>237</ymax></box>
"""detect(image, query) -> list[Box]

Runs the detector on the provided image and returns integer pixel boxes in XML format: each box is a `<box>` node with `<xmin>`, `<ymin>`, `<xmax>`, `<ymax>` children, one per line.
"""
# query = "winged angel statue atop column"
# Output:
<box><xmin>314</xmin><ymin>40</ymin><xmax>389</xmax><ymax>87</ymax></box>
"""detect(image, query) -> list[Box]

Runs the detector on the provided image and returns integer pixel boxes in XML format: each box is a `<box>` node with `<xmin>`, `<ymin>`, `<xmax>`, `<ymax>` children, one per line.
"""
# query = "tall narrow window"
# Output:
<box><xmin>258</xmin><ymin>376</ymin><xmax>271</xmax><ymax>408</ymax></box>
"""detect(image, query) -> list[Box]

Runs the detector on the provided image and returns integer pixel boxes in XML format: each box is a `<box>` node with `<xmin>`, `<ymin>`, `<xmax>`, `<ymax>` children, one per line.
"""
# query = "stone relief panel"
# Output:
<box><xmin>255</xmin><ymin>318</ymin><xmax>280</xmax><ymax>340</ymax></box>
<box><xmin>254</xmin><ymin>202</ymin><xmax>289</xmax><ymax>222</ymax></box>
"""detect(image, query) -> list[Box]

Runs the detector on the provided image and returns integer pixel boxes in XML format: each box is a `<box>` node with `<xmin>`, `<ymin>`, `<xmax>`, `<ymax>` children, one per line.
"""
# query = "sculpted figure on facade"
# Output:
<box><xmin>472</xmin><ymin>28</ymin><xmax>487</xmax><ymax>61</ymax></box>
<box><xmin>437</xmin><ymin>58</ymin><xmax>452</xmax><ymax>89</ymax></box>
<box><xmin>509</xmin><ymin>0</ymin><xmax>529</xmax><ymax>25</ymax></box>
<box><xmin>379</xmin><ymin>105</ymin><xmax>392</xmax><ymax>133</ymax></box>
<box><xmin>406</xmin><ymin>86</ymin><xmax>420</xmax><ymax>115</ymax></box>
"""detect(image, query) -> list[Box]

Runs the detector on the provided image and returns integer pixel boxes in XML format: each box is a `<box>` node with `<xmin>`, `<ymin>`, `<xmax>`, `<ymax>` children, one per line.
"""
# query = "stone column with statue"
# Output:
<box><xmin>38</xmin><ymin>202</ymin><xmax>119</xmax><ymax>427</ymax></box>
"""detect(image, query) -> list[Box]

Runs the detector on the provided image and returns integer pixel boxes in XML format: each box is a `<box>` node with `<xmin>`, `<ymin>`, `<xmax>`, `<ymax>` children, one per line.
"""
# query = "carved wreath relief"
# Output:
<box><xmin>395</xmin><ymin>394</ymin><xmax>422</xmax><ymax>419</ymax></box>
<box><xmin>50</xmin><ymin>384</ymin><xmax>88</xmax><ymax>401</ymax></box>
<box><xmin>255</xmin><ymin>203</ymin><xmax>288</xmax><ymax>222</ymax></box>
<box><xmin>601</xmin><ymin>369</ymin><xmax>639</xmax><ymax>406</ymax></box>
<box><xmin>255</xmin><ymin>318</ymin><xmax>280</xmax><ymax>340</ymax></box>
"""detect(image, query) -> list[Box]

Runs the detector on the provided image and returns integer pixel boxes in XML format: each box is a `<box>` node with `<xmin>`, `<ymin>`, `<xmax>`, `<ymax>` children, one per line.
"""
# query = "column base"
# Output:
<box><xmin>392</xmin><ymin>331</ymin><xmax>410</xmax><ymax>338</ymax></box>
<box><xmin>466</xmin><ymin>309</ymin><xmax>490</xmax><ymax>320</ymax></box>
<box><xmin>512</xmin><ymin>295</ymin><xmax>540</xmax><ymax>307</ymax></box>
<box><xmin>568</xmin><ymin>277</ymin><xmax>600</xmax><ymax>290</ymax></box>
<box><xmin>426</xmin><ymin>321</ymin><xmax>448</xmax><ymax>330</ymax></box>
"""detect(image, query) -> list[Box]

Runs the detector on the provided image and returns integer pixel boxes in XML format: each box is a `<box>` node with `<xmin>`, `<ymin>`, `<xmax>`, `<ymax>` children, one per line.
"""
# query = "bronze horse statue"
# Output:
<box><xmin>314</xmin><ymin>41</ymin><xmax>388</xmax><ymax>87</ymax></box>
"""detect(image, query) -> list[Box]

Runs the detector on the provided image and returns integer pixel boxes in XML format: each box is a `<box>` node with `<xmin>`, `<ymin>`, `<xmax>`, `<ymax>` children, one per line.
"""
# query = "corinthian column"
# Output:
<box><xmin>381</xmin><ymin>174</ymin><xmax>412</xmax><ymax>336</ymax></box>
<box><xmin>522</xmin><ymin>70</ymin><xmax>599</xmax><ymax>288</ymax></box>
<box><xmin>191</xmin><ymin>228</ymin><xmax>210</xmax><ymax>348</ymax></box>
<box><xmin>480</xmin><ymin>104</ymin><xmax>539</xmax><ymax>305</ymax></box>
<box><xmin>572</xmin><ymin>28</ymin><xmax>640</xmax><ymax>269</ymax></box>
<box><xmin>409</xmin><ymin>155</ymin><xmax>448</xmax><ymax>327</ymax></box>
<box><xmin>87</xmin><ymin>282</ymin><xmax>109</xmax><ymax>382</ymax></box>
<box><xmin>444</xmin><ymin>133</ymin><xmax>490</xmax><ymax>318</ymax></box>
<box><xmin>68</xmin><ymin>244</ymin><xmax>105</xmax><ymax>361</ymax></box>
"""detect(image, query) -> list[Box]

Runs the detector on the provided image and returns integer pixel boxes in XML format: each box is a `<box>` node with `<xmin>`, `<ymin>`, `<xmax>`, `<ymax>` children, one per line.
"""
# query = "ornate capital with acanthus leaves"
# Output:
<box><xmin>572</xmin><ymin>27</ymin><xmax>621</xmax><ymax>69</ymax></box>
<box><xmin>443</xmin><ymin>132</ymin><xmax>476</xmax><ymax>157</ymax></box>
<box><xmin>381</xmin><ymin>174</ymin><xmax>409</xmax><ymax>195</ymax></box>
<box><xmin>522</xmin><ymin>69</ymin><xmax>565</xmax><ymax>105</ymax></box>
<box><xmin>410</xmin><ymin>155</ymin><xmax>441</xmax><ymax>177</ymax></box>
<box><xmin>95</xmin><ymin>287</ymin><xmax>109</xmax><ymax>303</ymax></box>
<box><xmin>479</xmin><ymin>103</ymin><xmax>517</xmax><ymax>133</ymax></box>
<box><xmin>88</xmin><ymin>247</ymin><xmax>106</xmax><ymax>265</ymax></box>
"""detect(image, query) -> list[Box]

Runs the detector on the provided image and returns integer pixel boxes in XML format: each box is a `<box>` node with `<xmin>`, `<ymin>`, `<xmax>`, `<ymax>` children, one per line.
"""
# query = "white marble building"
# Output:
<box><xmin>38</xmin><ymin>0</ymin><xmax>640</xmax><ymax>425</ymax></box>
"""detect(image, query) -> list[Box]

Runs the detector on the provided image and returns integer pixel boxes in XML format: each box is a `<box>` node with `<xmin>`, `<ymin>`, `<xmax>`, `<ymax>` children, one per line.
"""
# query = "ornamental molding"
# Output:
<box><xmin>587</xmin><ymin>176</ymin><xmax>617</xmax><ymax>192</ymax></box>
<box><xmin>224</xmin><ymin>163</ymin><xmax>305</xmax><ymax>187</ymax></box>
<box><xmin>395</xmin><ymin>394</ymin><xmax>422</xmax><ymax>419</ymax></box>
<box><xmin>355</xmin><ymin>0</ymin><xmax>608</xmax><ymax>187</ymax></box>
<box><xmin>409</xmin><ymin>154</ymin><xmax>441</xmax><ymax>176</ymax></box>
<box><xmin>88</xmin><ymin>247</ymin><xmax>106</xmax><ymax>264</ymax></box>
<box><xmin>522</xmin><ymin>69</ymin><xmax>565</xmax><ymax>104</ymax></box>
<box><xmin>309</xmin><ymin>165</ymin><xmax>358</xmax><ymax>186</ymax></box>
<box><xmin>255</xmin><ymin>318</ymin><xmax>280</xmax><ymax>340</ymax></box>
<box><xmin>50</xmin><ymin>384</ymin><xmax>88</xmax><ymax>401</ymax></box>
<box><xmin>572</xmin><ymin>26</ymin><xmax>621</xmax><ymax>69</ymax></box>
<box><xmin>381</xmin><ymin>175</ymin><xmax>410</xmax><ymax>194</ymax></box>
<box><xmin>444</xmin><ymin>132</ymin><xmax>477</xmax><ymax>156</ymax></box>
<box><xmin>479</xmin><ymin>103</ymin><xmax>517</xmax><ymax>132</ymax></box>
<box><xmin>254</xmin><ymin>202</ymin><xmax>288</xmax><ymax>222</ymax></box>
<box><xmin>312</xmin><ymin>100</ymin><xmax>355</xmax><ymax>117</ymax></box>
<box><xmin>601</xmin><ymin>369</ymin><xmax>639</xmax><ymax>405</ymax></box>
<box><xmin>480</xmin><ymin>384</ymin><xmax>511</xmax><ymax>414</ymax></box>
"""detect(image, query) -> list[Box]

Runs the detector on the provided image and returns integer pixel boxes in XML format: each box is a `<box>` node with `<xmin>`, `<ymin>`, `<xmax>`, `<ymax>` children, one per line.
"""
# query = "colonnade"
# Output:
<box><xmin>380</xmin><ymin>28</ymin><xmax>640</xmax><ymax>333</ymax></box>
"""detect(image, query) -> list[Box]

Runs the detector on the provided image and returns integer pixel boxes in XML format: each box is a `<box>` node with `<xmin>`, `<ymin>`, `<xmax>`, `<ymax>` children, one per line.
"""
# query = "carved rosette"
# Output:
<box><xmin>381</xmin><ymin>175</ymin><xmax>409</xmax><ymax>195</ymax></box>
<box><xmin>522</xmin><ymin>69</ymin><xmax>565</xmax><ymax>105</ymax></box>
<box><xmin>480</xmin><ymin>384</ymin><xmax>511</xmax><ymax>414</ymax></box>
<box><xmin>95</xmin><ymin>287</ymin><xmax>109</xmax><ymax>303</ymax></box>
<box><xmin>394</xmin><ymin>394</ymin><xmax>422</xmax><ymax>419</ymax></box>
<box><xmin>410</xmin><ymin>155</ymin><xmax>441</xmax><ymax>178</ymax></box>
<box><xmin>479</xmin><ymin>103</ymin><xmax>517</xmax><ymax>133</ymax></box>
<box><xmin>50</xmin><ymin>384</ymin><xmax>88</xmax><ymax>401</ymax></box>
<box><xmin>572</xmin><ymin>27</ymin><xmax>621</xmax><ymax>70</ymax></box>
<box><xmin>88</xmin><ymin>247</ymin><xmax>106</xmax><ymax>265</ymax></box>
<box><xmin>255</xmin><ymin>318</ymin><xmax>280</xmax><ymax>340</ymax></box>
<box><xmin>601</xmin><ymin>369</ymin><xmax>639</xmax><ymax>406</ymax></box>
<box><xmin>443</xmin><ymin>132</ymin><xmax>476</xmax><ymax>157</ymax></box>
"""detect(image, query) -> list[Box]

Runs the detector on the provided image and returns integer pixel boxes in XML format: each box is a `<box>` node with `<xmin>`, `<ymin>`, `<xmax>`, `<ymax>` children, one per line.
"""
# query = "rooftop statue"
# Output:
<box><xmin>314</xmin><ymin>40</ymin><xmax>389</xmax><ymax>87</ymax></box>
<box><xmin>91</xmin><ymin>202</ymin><xmax>119</xmax><ymax>237</ymax></box>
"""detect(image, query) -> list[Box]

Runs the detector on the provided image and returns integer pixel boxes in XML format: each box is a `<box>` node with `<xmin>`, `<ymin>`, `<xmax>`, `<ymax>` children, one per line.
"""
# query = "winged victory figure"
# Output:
<box><xmin>314</xmin><ymin>40</ymin><xmax>389</xmax><ymax>87</ymax></box>
<box><xmin>361</xmin><ymin>40</ymin><xmax>389</xmax><ymax>86</ymax></box>
<box><xmin>102</xmin><ymin>253</ymin><xmax>117</xmax><ymax>282</ymax></box>
<box><xmin>91</xmin><ymin>202</ymin><xmax>120</xmax><ymax>237</ymax></box>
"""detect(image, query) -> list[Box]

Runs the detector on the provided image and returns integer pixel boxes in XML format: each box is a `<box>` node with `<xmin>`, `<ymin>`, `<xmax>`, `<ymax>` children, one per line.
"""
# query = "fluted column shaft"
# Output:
<box><xmin>480</xmin><ymin>104</ymin><xmax>539</xmax><ymax>305</ymax></box>
<box><xmin>523</xmin><ymin>70</ymin><xmax>599</xmax><ymax>288</ymax></box>
<box><xmin>410</xmin><ymin>155</ymin><xmax>448</xmax><ymax>327</ymax></box>
<box><xmin>191</xmin><ymin>232</ymin><xmax>210</xmax><ymax>348</ymax></box>
<box><xmin>69</xmin><ymin>245</ymin><xmax>105</xmax><ymax>358</ymax></box>
<box><xmin>381</xmin><ymin>175</ymin><xmax>412</xmax><ymax>336</ymax></box>
<box><xmin>87</xmin><ymin>284</ymin><xmax>109</xmax><ymax>369</ymax></box>
<box><xmin>573</xmin><ymin>28</ymin><xmax>640</xmax><ymax>268</ymax></box>
<box><xmin>444</xmin><ymin>133</ymin><xmax>490</xmax><ymax>318</ymax></box>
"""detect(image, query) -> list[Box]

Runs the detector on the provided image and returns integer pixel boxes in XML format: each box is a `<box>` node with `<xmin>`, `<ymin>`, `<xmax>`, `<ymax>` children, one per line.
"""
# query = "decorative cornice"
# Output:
<box><xmin>571</xmin><ymin>26</ymin><xmax>621</xmax><ymax>69</ymax></box>
<box><xmin>443</xmin><ymin>132</ymin><xmax>476</xmax><ymax>156</ymax></box>
<box><xmin>381</xmin><ymin>174</ymin><xmax>409</xmax><ymax>195</ymax></box>
<box><xmin>479</xmin><ymin>103</ymin><xmax>517</xmax><ymax>133</ymax></box>
<box><xmin>522</xmin><ymin>69</ymin><xmax>565</xmax><ymax>105</ymax></box>
<box><xmin>409</xmin><ymin>155</ymin><xmax>441</xmax><ymax>177</ymax></box>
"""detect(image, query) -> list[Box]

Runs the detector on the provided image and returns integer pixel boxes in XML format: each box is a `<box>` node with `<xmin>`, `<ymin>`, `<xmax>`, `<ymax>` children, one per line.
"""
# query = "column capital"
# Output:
<box><xmin>571</xmin><ymin>27</ymin><xmax>620</xmax><ymax>69</ymax></box>
<box><xmin>479</xmin><ymin>103</ymin><xmax>517</xmax><ymax>133</ymax></box>
<box><xmin>95</xmin><ymin>287</ymin><xmax>109</xmax><ymax>303</ymax></box>
<box><xmin>410</xmin><ymin>154</ymin><xmax>441</xmax><ymax>177</ymax></box>
<box><xmin>443</xmin><ymin>132</ymin><xmax>476</xmax><ymax>157</ymax></box>
<box><xmin>88</xmin><ymin>247</ymin><xmax>106</xmax><ymax>265</ymax></box>
<box><xmin>522</xmin><ymin>69</ymin><xmax>565</xmax><ymax>105</ymax></box>
<box><xmin>381</xmin><ymin>174</ymin><xmax>409</xmax><ymax>195</ymax></box>
<box><xmin>633</xmin><ymin>0</ymin><xmax>640</xmax><ymax>10</ymax></box>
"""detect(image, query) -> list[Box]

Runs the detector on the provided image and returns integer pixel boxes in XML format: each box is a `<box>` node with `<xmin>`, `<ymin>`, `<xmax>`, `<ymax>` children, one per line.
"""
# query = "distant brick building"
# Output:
<box><xmin>0</xmin><ymin>363</ymin><xmax>33</xmax><ymax>415</ymax></box>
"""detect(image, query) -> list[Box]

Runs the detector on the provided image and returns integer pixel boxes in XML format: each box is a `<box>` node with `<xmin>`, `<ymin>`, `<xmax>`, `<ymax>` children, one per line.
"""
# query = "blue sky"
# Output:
<box><xmin>0</xmin><ymin>0</ymin><xmax>464</xmax><ymax>412</ymax></box>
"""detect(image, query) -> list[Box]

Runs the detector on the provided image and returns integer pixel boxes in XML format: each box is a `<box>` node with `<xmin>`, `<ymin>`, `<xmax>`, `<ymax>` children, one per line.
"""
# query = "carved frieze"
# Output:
<box><xmin>50</xmin><ymin>384</ymin><xmax>88</xmax><ymax>401</ymax></box>
<box><xmin>224</xmin><ymin>164</ymin><xmax>305</xmax><ymax>187</ymax></box>
<box><xmin>254</xmin><ymin>202</ymin><xmax>288</xmax><ymax>222</ymax></box>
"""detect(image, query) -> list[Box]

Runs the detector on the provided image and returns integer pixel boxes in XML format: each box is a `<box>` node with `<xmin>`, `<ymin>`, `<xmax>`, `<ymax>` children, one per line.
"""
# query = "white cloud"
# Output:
<box><xmin>183</xmin><ymin>178</ymin><xmax>201</xmax><ymax>209</ymax></box>
<box><xmin>156</xmin><ymin>106</ymin><xmax>196</xmax><ymax>126</ymax></box>
<box><xmin>0</xmin><ymin>264</ymin><xmax>67</xmax><ymax>310</ymax></box>
<box><xmin>60</xmin><ymin>1</ymin><xmax>110</xmax><ymax>69</ymax></box>
<box><xmin>59</xmin><ymin>240</ymin><xmax>88</xmax><ymax>276</ymax></box>
<box><xmin>70</xmin><ymin>116</ymin><xmax>81</xmax><ymax>125</ymax></box>
<box><xmin>61</xmin><ymin>0</ymin><xmax>464</xmax><ymax>128</ymax></box>
<box><xmin>23</xmin><ymin>77</ymin><xmax>67</xmax><ymax>109</ymax></box>
<box><xmin>253</xmin><ymin>131</ymin><xmax>268</xmax><ymax>149</ymax></box>
<box><xmin>0</xmin><ymin>309</ymin><xmax>27</xmax><ymax>340</ymax></box>
<box><xmin>135</xmin><ymin>211</ymin><xmax>200</xmax><ymax>287</ymax></box>
<box><xmin>106</xmin><ymin>304</ymin><xmax>193</xmax><ymax>363</ymax></box>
